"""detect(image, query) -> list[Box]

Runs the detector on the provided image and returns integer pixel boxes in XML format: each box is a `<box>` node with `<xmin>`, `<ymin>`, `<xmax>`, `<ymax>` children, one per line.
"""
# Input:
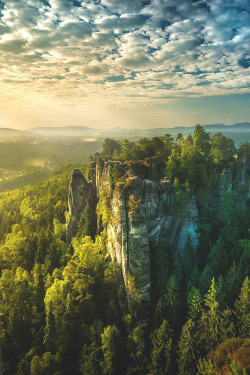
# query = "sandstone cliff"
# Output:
<box><xmin>66</xmin><ymin>156</ymin><xmax>200</xmax><ymax>312</ymax></box>
<box><xmin>66</xmin><ymin>168</ymin><xmax>96</xmax><ymax>242</ymax></box>
<box><xmin>66</xmin><ymin>155</ymin><xmax>250</xmax><ymax>316</ymax></box>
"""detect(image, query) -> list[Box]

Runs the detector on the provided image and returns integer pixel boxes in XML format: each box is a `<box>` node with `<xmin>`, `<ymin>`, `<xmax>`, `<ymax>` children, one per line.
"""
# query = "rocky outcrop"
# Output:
<box><xmin>104</xmin><ymin>166</ymin><xmax>199</xmax><ymax>307</ymax></box>
<box><xmin>66</xmin><ymin>169</ymin><xmax>96</xmax><ymax>243</ymax></box>
<box><xmin>66</xmin><ymin>159</ymin><xmax>200</xmax><ymax>307</ymax></box>
<box><xmin>66</xmin><ymin>155</ymin><xmax>250</xmax><ymax>319</ymax></box>
<box><xmin>216</xmin><ymin>156</ymin><xmax>250</xmax><ymax>203</ymax></box>
<box><xmin>70</xmin><ymin>157</ymin><xmax>199</xmax><ymax>309</ymax></box>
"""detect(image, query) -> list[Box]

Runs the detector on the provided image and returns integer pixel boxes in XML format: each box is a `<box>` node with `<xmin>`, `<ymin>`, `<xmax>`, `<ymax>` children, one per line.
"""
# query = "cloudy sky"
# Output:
<box><xmin>0</xmin><ymin>0</ymin><xmax>250</xmax><ymax>129</ymax></box>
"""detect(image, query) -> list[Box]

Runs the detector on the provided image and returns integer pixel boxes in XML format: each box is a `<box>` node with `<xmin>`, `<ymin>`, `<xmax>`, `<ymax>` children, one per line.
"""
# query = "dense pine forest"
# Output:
<box><xmin>0</xmin><ymin>125</ymin><xmax>249</xmax><ymax>375</ymax></box>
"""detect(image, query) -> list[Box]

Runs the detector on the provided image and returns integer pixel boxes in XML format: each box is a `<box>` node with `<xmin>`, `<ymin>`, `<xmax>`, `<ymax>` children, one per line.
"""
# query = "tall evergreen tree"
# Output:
<box><xmin>148</xmin><ymin>320</ymin><xmax>172</xmax><ymax>375</ymax></box>
<box><xmin>187</xmin><ymin>287</ymin><xmax>202</xmax><ymax>321</ymax></box>
<box><xmin>77</xmin><ymin>204</ymin><xmax>96</xmax><ymax>240</ymax></box>
<box><xmin>197</xmin><ymin>358</ymin><xmax>216</xmax><ymax>374</ymax></box>
<box><xmin>79</xmin><ymin>342</ymin><xmax>102</xmax><ymax>375</ymax></box>
<box><xmin>43</xmin><ymin>301</ymin><xmax>56</xmax><ymax>353</ymax></box>
<box><xmin>178</xmin><ymin>319</ymin><xmax>198</xmax><ymax>375</ymax></box>
<box><xmin>235</xmin><ymin>277</ymin><xmax>250</xmax><ymax>338</ymax></box>
<box><xmin>101</xmin><ymin>325</ymin><xmax>121</xmax><ymax>375</ymax></box>
<box><xmin>198</xmin><ymin>279</ymin><xmax>220</xmax><ymax>352</ymax></box>
<box><xmin>126</xmin><ymin>326</ymin><xmax>147</xmax><ymax>375</ymax></box>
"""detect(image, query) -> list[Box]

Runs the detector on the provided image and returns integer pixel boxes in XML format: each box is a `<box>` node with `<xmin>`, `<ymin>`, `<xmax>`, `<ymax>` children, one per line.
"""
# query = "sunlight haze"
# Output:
<box><xmin>0</xmin><ymin>0</ymin><xmax>249</xmax><ymax>128</ymax></box>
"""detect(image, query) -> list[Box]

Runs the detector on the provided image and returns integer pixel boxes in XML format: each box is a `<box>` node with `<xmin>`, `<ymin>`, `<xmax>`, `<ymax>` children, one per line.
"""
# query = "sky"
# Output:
<box><xmin>0</xmin><ymin>0</ymin><xmax>250</xmax><ymax>129</ymax></box>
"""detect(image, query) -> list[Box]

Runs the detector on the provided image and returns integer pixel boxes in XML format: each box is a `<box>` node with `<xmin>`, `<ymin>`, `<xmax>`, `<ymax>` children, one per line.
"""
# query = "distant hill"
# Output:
<box><xmin>30</xmin><ymin>122</ymin><xmax>250</xmax><ymax>138</ymax></box>
<box><xmin>0</xmin><ymin>128</ymin><xmax>39</xmax><ymax>141</ymax></box>
<box><xmin>1</xmin><ymin>122</ymin><xmax>250</xmax><ymax>145</ymax></box>
<box><xmin>0</xmin><ymin>128</ymin><xmax>22</xmax><ymax>136</ymax></box>
<box><xmin>204</xmin><ymin>122</ymin><xmax>250</xmax><ymax>131</ymax></box>
<box><xmin>32</xmin><ymin>126</ymin><xmax>93</xmax><ymax>136</ymax></box>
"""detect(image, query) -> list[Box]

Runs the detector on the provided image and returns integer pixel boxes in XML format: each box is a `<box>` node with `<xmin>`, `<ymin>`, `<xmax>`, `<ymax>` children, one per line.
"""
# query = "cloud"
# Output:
<box><xmin>59</xmin><ymin>20</ymin><xmax>93</xmax><ymax>38</ymax></box>
<box><xmin>100</xmin><ymin>0</ymin><xmax>150</xmax><ymax>13</ymax></box>
<box><xmin>0</xmin><ymin>0</ymin><xmax>249</xmax><ymax>112</ymax></box>
<box><xmin>0</xmin><ymin>38</ymin><xmax>27</xmax><ymax>52</ymax></box>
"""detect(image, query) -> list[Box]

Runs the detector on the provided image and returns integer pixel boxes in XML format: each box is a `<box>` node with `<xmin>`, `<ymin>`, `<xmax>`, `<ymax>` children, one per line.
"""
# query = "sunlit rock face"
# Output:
<box><xmin>215</xmin><ymin>155</ymin><xmax>250</xmax><ymax>203</ymax></box>
<box><xmin>92</xmin><ymin>158</ymin><xmax>199</xmax><ymax>308</ymax></box>
<box><xmin>66</xmin><ymin>169</ymin><xmax>96</xmax><ymax>243</ymax></box>
<box><xmin>66</xmin><ymin>155</ymin><xmax>250</xmax><ymax>318</ymax></box>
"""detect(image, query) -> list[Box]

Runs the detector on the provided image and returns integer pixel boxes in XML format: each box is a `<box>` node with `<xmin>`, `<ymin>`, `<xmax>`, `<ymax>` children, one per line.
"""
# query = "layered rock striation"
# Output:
<box><xmin>66</xmin><ymin>155</ymin><xmax>250</xmax><ymax>313</ymax></box>
<box><xmin>66</xmin><ymin>168</ymin><xmax>96</xmax><ymax>242</ymax></box>
<box><xmin>66</xmin><ymin>156</ymin><xmax>200</xmax><ymax>309</ymax></box>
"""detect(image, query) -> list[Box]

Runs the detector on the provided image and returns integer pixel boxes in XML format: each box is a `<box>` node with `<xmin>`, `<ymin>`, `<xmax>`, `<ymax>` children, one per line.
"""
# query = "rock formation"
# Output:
<box><xmin>66</xmin><ymin>157</ymin><xmax>200</xmax><ymax>311</ymax></box>
<box><xmin>66</xmin><ymin>168</ymin><xmax>96</xmax><ymax>242</ymax></box>
<box><xmin>66</xmin><ymin>154</ymin><xmax>250</xmax><ymax>317</ymax></box>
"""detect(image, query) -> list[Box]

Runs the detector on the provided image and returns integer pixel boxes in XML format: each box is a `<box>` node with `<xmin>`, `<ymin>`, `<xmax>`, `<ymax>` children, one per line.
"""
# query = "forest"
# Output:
<box><xmin>0</xmin><ymin>137</ymin><xmax>101</xmax><ymax>193</ymax></box>
<box><xmin>0</xmin><ymin>125</ymin><xmax>249</xmax><ymax>375</ymax></box>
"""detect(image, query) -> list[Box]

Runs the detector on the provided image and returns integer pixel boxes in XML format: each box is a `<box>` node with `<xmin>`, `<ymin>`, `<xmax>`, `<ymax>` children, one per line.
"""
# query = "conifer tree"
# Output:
<box><xmin>77</xmin><ymin>204</ymin><xmax>96</xmax><ymax>239</ymax></box>
<box><xmin>79</xmin><ymin>342</ymin><xmax>102</xmax><ymax>375</ymax></box>
<box><xmin>235</xmin><ymin>277</ymin><xmax>250</xmax><ymax>338</ymax></box>
<box><xmin>165</xmin><ymin>275</ymin><xmax>180</xmax><ymax>327</ymax></box>
<box><xmin>224</xmin><ymin>262</ymin><xmax>241</xmax><ymax>305</ymax></box>
<box><xmin>178</xmin><ymin>319</ymin><xmax>198</xmax><ymax>375</ymax></box>
<box><xmin>148</xmin><ymin>319</ymin><xmax>172</xmax><ymax>375</ymax></box>
<box><xmin>43</xmin><ymin>301</ymin><xmax>56</xmax><ymax>352</ymax></box>
<box><xmin>153</xmin><ymin>297</ymin><xmax>167</xmax><ymax>328</ymax></box>
<box><xmin>208</xmin><ymin>236</ymin><xmax>228</xmax><ymax>277</ymax></box>
<box><xmin>197</xmin><ymin>358</ymin><xmax>216</xmax><ymax>374</ymax></box>
<box><xmin>199</xmin><ymin>265</ymin><xmax>213</xmax><ymax>295</ymax></box>
<box><xmin>198</xmin><ymin>279</ymin><xmax>220</xmax><ymax>352</ymax></box>
<box><xmin>155</xmin><ymin>239</ymin><xmax>169</xmax><ymax>295</ymax></box>
<box><xmin>126</xmin><ymin>326</ymin><xmax>147</xmax><ymax>375</ymax></box>
<box><xmin>188</xmin><ymin>287</ymin><xmax>202</xmax><ymax>321</ymax></box>
<box><xmin>101</xmin><ymin>325</ymin><xmax>121</xmax><ymax>375</ymax></box>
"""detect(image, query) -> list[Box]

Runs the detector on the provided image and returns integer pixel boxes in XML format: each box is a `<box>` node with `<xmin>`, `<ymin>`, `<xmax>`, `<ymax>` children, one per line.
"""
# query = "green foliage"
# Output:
<box><xmin>210</xmin><ymin>132</ymin><xmax>236</xmax><ymax>166</ymax></box>
<box><xmin>187</xmin><ymin>287</ymin><xmax>202</xmax><ymax>321</ymax></box>
<box><xmin>101</xmin><ymin>139</ymin><xmax>121</xmax><ymax>160</ymax></box>
<box><xmin>100</xmin><ymin>134</ymin><xmax>173</xmax><ymax>164</ymax></box>
<box><xmin>198</xmin><ymin>279</ymin><xmax>220</xmax><ymax>352</ymax></box>
<box><xmin>112</xmin><ymin>163</ymin><xmax>126</xmax><ymax>185</ymax></box>
<box><xmin>173</xmin><ymin>178</ymin><xmax>192</xmax><ymax>219</ymax></box>
<box><xmin>149</xmin><ymin>319</ymin><xmax>172</xmax><ymax>375</ymax></box>
<box><xmin>207</xmin><ymin>337</ymin><xmax>250</xmax><ymax>374</ymax></box>
<box><xmin>235</xmin><ymin>277</ymin><xmax>250</xmax><ymax>338</ymax></box>
<box><xmin>0</xmin><ymin>128</ymin><xmax>250</xmax><ymax>375</ymax></box>
<box><xmin>127</xmin><ymin>194</ymin><xmax>141</xmax><ymax>220</ymax></box>
<box><xmin>178</xmin><ymin>319</ymin><xmax>198</xmax><ymax>374</ymax></box>
<box><xmin>197</xmin><ymin>358</ymin><xmax>216</xmax><ymax>374</ymax></box>
<box><xmin>154</xmin><ymin>239</ymin><xmax>170</xmax><ymax>296</ymax></box>
<box><xmin>164</xmin><ymin>275</ymin><xmax>181</xmax><ymax>327</ymax></box>
<box><xmin>126</xmin><ymin>326</ymin><xmax>147</xmax><ymax>375</ymax></box>
<box><xmin>79</xmin><ymin>342</ymin><xmax>102</xmax><ymax>375</ymax></box>
<box><xmin>30</xmin><ymin>352</ymin><xmax>60</xmax><ymax>375</ymax></box>
<box><xmin>193</xmin><ymin>124</ymin><xmax>211</xmax><ymax>156</ymax></box>
<box><xmin>77</xmin><ymin>204</ymin><xmax>97</xmax><ymax>239</ymax></box>
<box><xmin>96</xmin><ymin>184</ymin><xmax>112</xmax><ymax>227</ymax></box>
<box><xmin>176</xmin><ymin>133</ymin><xmax>183</xmax><ymax>142</ymax></box>
<box><xmin>126</xmin><ymin>274</ymin><xmax>141</xmax><ymax>319</ymax></box>
<box><xmin>101</xmin><ymin>325</ymin><xmax>121</xmax><ymax>375</ymax></box>
<box><xmin>238</xmin><ymin>142</ymin><xmax>250</xmax><ymax>160</ymax></box>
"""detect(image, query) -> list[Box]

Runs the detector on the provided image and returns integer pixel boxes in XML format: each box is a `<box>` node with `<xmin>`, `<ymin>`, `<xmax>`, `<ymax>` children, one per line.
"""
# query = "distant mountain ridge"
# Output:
<box><xmin>1</xmin><ymin>122</ymin><xmax>250</xmax><ymax>134</ymax></box>
<box><xmin>30</xmin><ymin>122</ymin><xmax>250</xmax><ymax>135</ymax></box>
<box><xmin>1</xmin><ymin>122</ymin><xmax>250</xmax><ymax>146</ymax></box>
<box><xmin>204</xmin><ymin>122</ymin><xmax>250</xmax><ymax>130</ymax></box>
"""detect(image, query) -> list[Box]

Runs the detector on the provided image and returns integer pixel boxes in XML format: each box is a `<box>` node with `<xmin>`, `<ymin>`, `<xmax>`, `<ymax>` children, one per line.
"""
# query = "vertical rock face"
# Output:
<box><xmin>66</xmin><ymin>155</ymin><xmax>250</xmax><ymax>317</ymax></box>
<box><xmin>66</xmin><ymin>159</ymin><xmax>201</xmax><ymax>309</ymax></box>
<box><xmin>66</xmin><ymin>169</ymin><xmax>96</xmax><ymax>243</ymax></box>
<box><xmin>96</xmin><ymin>160</ymin><xmax>200</xmax><ymax>307</ymax></box>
